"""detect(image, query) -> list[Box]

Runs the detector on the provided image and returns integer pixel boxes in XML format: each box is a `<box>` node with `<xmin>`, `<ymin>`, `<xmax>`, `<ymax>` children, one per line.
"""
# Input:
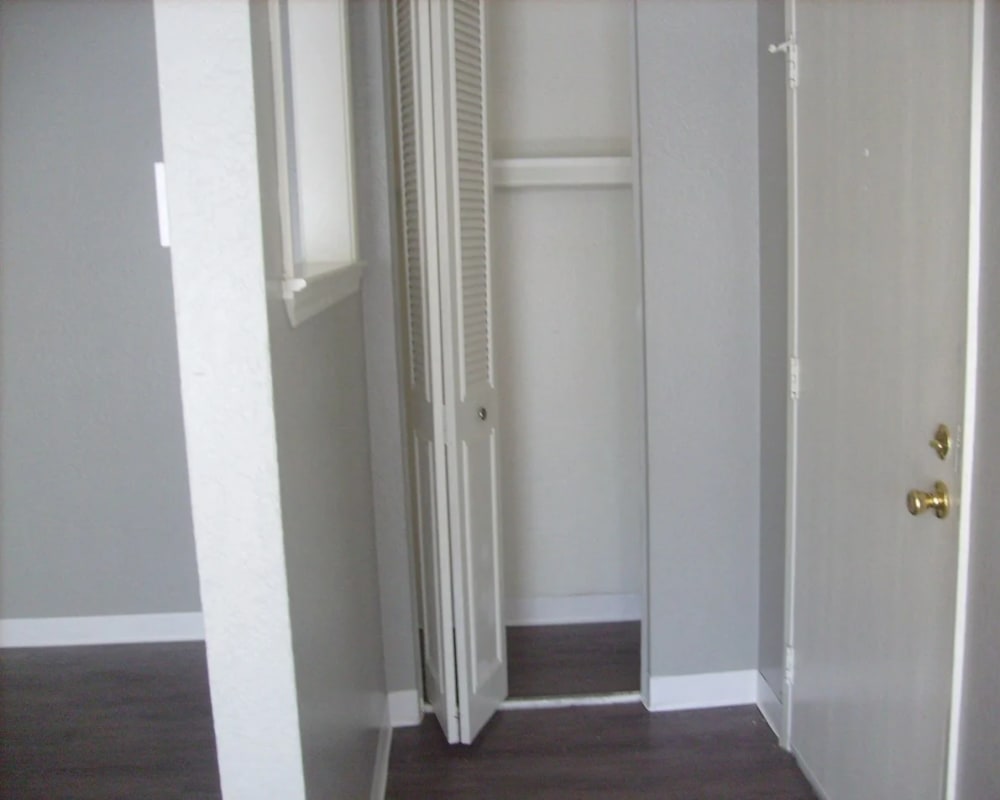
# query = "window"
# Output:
<box><xmin>268</xmin><ymin>0</ymin><xmax>361</xmax><ymax>326</ymax></box>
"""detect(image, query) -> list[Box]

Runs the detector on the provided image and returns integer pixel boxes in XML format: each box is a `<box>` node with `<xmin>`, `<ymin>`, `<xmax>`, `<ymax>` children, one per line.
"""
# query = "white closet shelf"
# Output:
<box><xmin>491</xmin><ymin>156</ymin><xmax>632</xmax><ymax>189</ymax></box>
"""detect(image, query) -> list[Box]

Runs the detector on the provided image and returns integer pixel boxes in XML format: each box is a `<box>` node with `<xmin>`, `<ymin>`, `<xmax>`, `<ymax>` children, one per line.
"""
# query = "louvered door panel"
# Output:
<box><xmin>454</xmin><ymin>0</ymin><xmax>493</xmax><ymax>399</ymax></box>
<box><xmin>441</xmin><ymin>0</ymin><xmax>507</xmax><ymax>744</ymax></box>
<box><xmin>396</xmin><ymin>0</ymin><xmax>430</xmax><ymax>403</ymax></box>
<box><xmin>391</xmin><ymin>0</ymin><xmax>459</xmax><ymax>744</ymax></box>
<box><xmin>391</xmin><ymin>0</ymin><xmax>506</xmax><ymax>747</ymax></box>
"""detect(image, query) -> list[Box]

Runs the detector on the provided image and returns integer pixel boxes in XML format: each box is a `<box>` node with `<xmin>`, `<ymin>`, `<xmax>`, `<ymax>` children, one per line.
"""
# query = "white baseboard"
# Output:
<box><xmin>795</xmin><ymin>750</ymin><xmax>831</xmax><ymax>800</ymax></box>
<box><xmin>505</xmin><ymin>593</ymin><xmax>641</xmax><ymax>626</ymax></box>
<box><xmin>370</xmin><ymin>701</ymin><xmax>392</xmax><ymax>800</ymax></box>
<box><xmin>756</xmin><ymin>671</ymin><xmax>783</xmax><ymax>739</ymax></box>
<box><xmin>645</xmin><ymin>669</ymin><xmax>757</xmax><ymax>712</ymax></box>
<box><xmin>388</xmin><ymin>689</ymin><xmax>423</xmax><ymax>728</ymax></box>
<box><xmin>0</xmin><ymin>613</ymin><xmax>205</xmax><ymax>648</ymax></box>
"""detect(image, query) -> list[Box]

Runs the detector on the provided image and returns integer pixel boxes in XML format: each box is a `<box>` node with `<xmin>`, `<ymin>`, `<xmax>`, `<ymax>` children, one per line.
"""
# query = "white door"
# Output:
<box><xmin>392</xmin><ymin>0</ymin><xmax>460</xmax><ymax>742</ymax></box>
<box><xmin>393</xmin><ymin>0</ymin><xmax>508</xmax><ymax>745</ymax></box>
<box><xmin>790</xmin><ymin>1</ymin><xmax>973</xmax><ymax>797</ymax></box>
<box><xmin>430</xmin><ymin>0</ymin><xmax>507</xmax><ymax>744</ymax></box>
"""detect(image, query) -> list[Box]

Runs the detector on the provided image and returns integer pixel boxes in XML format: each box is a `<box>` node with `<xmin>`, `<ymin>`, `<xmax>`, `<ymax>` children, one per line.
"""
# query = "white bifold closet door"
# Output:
<box><xmin>393</xmin><ymin>0</ymin><xmax>507</xmax><ymax>745</ymax></box>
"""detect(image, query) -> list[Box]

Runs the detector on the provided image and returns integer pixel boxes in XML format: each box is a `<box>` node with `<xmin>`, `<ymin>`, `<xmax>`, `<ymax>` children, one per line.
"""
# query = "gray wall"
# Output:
<box><xmin>250</xmin><ymin>2</ymin><xmax>388</xmax><ymax>794</ymax></box>
<box><xmin>756</xmin><ymin>0</ymin><xmax>788</xmax><ymax>698</ymax></box>
<box><xmin>0</xmin><ymin>0</ymin><xmax>201</xmax><ymax>619</ymax></box>
<box><xmin>636</xmin><ymin>0</ymin><xmax>761</xmax><ymax>676</ymax></box>
<box><xmin>356</xmin><ymin>1</ymin><xmax>422</xmax><ymax>696</ymax></box>
<box><xmin>267</xmin><ymin>295</ymin><xmax>385</xmax><ymax>799</ymax></box>
<box><xmin>957</xmin><ymin>4</ymin><xmax>1000</xmax><ymax>796</ymax></box>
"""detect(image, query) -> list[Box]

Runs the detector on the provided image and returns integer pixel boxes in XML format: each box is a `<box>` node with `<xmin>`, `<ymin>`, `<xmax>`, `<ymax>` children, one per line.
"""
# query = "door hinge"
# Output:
<box><xmin>789</xmin><ymin>356</ymin><xmax>801</xmax><ymax>400</ymax></box>
<box><xmin>785</xmin><ymin>645</ymin><xmax>796</xmax><ymax>687</ymax></box>
<box><xmin>768</xmin><ymin>38</ymin><xmax>798</xmax><ymax>89</ymax></box>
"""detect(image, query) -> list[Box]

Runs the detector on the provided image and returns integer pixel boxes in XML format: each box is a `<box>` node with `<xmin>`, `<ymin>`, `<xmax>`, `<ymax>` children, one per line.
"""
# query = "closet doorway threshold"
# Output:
<box><xmin>422</xmin><ymin>692</ymin><xmax>641</xmax><ymax>715</ymax></box>
<box><xmin>507</xmin><ymin>621</ymin><xmax>641</xmax><ymax>700</ymax></box>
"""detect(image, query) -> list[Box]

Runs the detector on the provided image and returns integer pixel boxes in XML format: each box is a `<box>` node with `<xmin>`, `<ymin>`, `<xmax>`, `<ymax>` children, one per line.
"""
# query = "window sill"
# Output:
<box><xmin>282</xmin><ymin>261</ymin><xmax>364</xmax><ymax>328</ymax></box>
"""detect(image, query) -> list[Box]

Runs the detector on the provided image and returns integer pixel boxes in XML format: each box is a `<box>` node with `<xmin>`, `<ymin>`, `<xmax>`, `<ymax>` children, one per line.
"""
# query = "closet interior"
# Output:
<box><xmin>486</xmin><ymin>0</ymin><xmax>643</xmax><ymax>700</ymax></box>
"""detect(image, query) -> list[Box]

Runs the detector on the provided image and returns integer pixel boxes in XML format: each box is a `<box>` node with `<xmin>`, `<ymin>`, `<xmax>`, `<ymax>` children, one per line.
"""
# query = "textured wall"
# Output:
<box><xmin>756</xmin><ymin>0</ymin><xmax>788</xmax><ymax>699</ymax></box>
<box><xmin>154</xmin><ymin>1</ymin><xmax>305</xmax><ymax>796</ymax></box>
<box><xmin>957</xmin><ymin>4</ymin><xmax>1000</xmax><ymax>796</ymax></box>
<box><xmin>0</xmin><ymin>0</ymin><xmax>201</xmax><ymax>619</ymax></box>
<box><xmin>636</xmin><ymin>0</ymin><xmax>761</xmax><ymax>677</ymax></box>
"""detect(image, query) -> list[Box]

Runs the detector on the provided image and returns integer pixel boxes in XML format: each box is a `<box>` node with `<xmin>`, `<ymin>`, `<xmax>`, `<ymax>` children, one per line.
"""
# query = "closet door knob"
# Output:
<box><xmin>478</xmin><ymin>407</ymin><xmax>487</xmax><ymax>421</ymax></box>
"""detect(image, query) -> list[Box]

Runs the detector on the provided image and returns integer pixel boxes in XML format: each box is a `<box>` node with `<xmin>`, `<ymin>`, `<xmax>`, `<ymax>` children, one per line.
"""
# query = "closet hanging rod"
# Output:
<box><xmin>491</xmin><ymin>156</ymin><xmax>632</xmax><ymax>190</ymax></box>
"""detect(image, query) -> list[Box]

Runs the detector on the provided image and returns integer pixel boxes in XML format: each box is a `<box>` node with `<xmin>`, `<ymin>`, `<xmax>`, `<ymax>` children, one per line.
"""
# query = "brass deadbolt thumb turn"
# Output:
<box><xmin>906</xmin><ymin>481</ymin><xmax>951</xmax><ymax>519</ymax></box>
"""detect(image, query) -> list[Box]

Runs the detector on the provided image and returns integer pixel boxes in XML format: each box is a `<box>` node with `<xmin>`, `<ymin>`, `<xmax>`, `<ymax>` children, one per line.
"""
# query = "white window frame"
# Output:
<box><xmin>269</xmin><ymin>0</ymin><xmax>363</xmax><ymax>327</ymax></box>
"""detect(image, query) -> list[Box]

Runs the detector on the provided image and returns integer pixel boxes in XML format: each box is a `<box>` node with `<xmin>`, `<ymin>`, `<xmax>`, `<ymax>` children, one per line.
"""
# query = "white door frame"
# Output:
<box><xmin>781</xmin><ymin>2</ymin><xmax>987</xmax><ymax>795</ymax></box>
<box><xmin>780</xmin><ymin>0</ymin><xmax>800</xmax><ymax>750</ymax></box>
<box><xmin>628</xmin><ymin>0</ymin><xmax>653</xmax><ymax>710</ymax></box>
<box><xmin>945</xmin><ymin>1</ymin><xmax>986</xmax><ymax>796</ymax></box>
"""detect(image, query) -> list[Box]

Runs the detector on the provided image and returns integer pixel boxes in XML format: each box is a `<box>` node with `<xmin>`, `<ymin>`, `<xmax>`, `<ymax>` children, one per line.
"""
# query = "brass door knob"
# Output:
<box><xmin>906</xmin><ymin>481</ymin><xmax>950</xmax><ymax>519</ymax></box>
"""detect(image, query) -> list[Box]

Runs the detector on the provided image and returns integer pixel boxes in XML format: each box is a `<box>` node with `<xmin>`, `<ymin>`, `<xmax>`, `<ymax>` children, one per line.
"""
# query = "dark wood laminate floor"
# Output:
<box><xmin>0</xmin><ymin>643</ymin><xmax>221</xmax><ymax>800</ymax></box>
<box><xmin>507</xmin><ymin>622</ymin><xmax>640</xmax><ymax>698</ymax></box>
<box><xmin>388</xmin><ymin>703</ymin><xmax>817</xmax><ymax>799</ymax></box>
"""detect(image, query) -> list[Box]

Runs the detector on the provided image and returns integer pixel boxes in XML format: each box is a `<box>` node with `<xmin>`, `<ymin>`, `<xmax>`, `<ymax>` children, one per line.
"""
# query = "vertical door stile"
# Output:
<box><xmin>393</xmin><ymin>0</ymin><xmax>460</xmax><ymax>743</ymax></box>
<box><xmin>437</xmin><ymin>0</ymin><xmax>509</xmax><ymax>744</ymax></box>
